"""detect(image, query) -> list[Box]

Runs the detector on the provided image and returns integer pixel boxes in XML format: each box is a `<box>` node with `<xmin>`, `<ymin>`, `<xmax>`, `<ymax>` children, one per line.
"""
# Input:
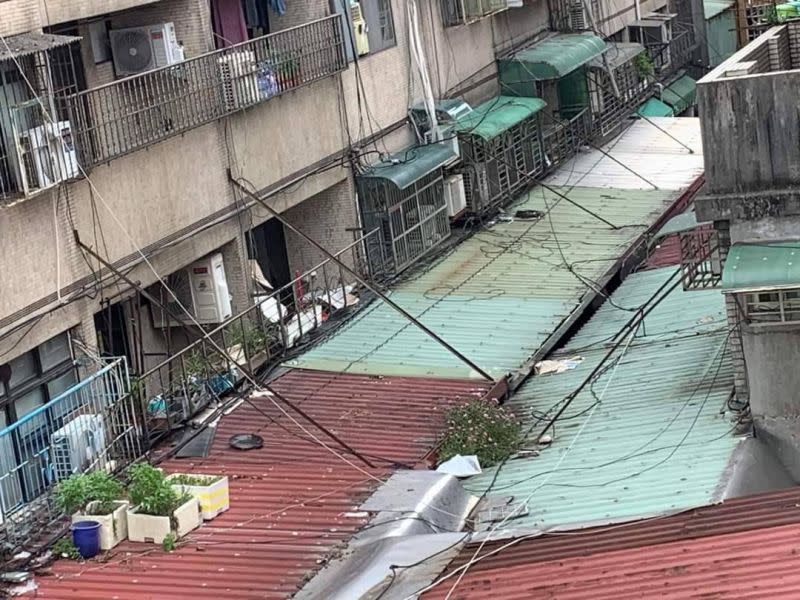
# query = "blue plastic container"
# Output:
<box><xmin>71</xmin><ymin>520</ymin><xmax>102</xmax><ymax>559</ymax></box>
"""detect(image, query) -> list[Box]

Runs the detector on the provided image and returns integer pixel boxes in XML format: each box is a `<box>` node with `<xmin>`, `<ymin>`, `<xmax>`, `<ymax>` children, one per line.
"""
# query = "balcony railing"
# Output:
<box><xmin>139</xmin><ymin>228</ymin><xmax>389</xmax><ymax>444</ymax></box>
<box><xmin>646</xmin><ymin>28</ymin><xmax>696</xmax><ymax>76</ymax></box>
<box><xmin>0</xmin><ymin>358</ymin><xmax>139</xmax><ymax>547</ymax></box>
<box><xmin>65</xmin><ymin>15</ymin><xmax>346</xmax><ymax>167</ymax></box>
<box><xmin>543</xmin><ymin>107</ymin><xmax>591</xmax><ymax>170</ymax></box>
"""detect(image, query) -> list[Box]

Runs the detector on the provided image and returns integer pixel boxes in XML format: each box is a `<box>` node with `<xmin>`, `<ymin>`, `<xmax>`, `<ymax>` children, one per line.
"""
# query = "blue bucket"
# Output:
<box><xmin>71</xmin><ymin>520</ymin><xmax>102</xmax><ymax>559</ymax></box>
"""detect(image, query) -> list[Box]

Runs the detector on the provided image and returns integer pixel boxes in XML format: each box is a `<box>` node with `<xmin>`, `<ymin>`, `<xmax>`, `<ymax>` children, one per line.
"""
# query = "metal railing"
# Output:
<box><xmin>646</xmin><ymin>28</ymin><xmax>696</xmax><ymax>76</ymax></box>
<box><xmin>0</xmin><ymin>358</ymin><xmax>138</xmax><ymax>547</ymax></box>
<box><xmin>139</xmin><ymin>228</ymin><xmax>388</xmax><ymax>444</ymax></box>
<box><xmin>543</xmin><ymin>107</ymin><xmax>591</xmax><ymax>171</ymax></box>
<box><xmin>65</xmin><ymin>15</ymin><xmax>346</xmax><ymax>167</ymax></box>
<box><xmin>680</xmin><ymin>226</ymin><xmax>724</xmax><ymax>290</ymax></box>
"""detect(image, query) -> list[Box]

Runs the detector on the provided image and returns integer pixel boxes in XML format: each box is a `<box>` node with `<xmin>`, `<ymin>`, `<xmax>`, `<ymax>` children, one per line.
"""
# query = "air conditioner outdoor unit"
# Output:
<box><xmin>351</xmin><ymin>2</ymin><xmax>370</xmax><ymax>56</ymax></box>
<box><xmin>424</xmin><ymin>127</ymin><xmax>461</xmax><ymax>164</ymax></box>
<box><xmin>18</xmin><ymin>121</ymin><xmax>79</xmax><ymax>192</ymax></box>
<box><xmin>153</xmin><ymin>252</ymin><xmax>233</xmax><ymax>328</ymax></box>
<box><xmin>443</xmin><ymin>174</ymin><xmax>467</xmax><ymax>218</ymax></box>
<box><xmin>110</xmin><ymin>22</ymin><xmax>183</xmax><ymax>77</ymax></box>
<box><xmin>50</xmin><ymin>414</ymin><xmax>107</xmax><ymax>481</ymax></box>
<box><xmin>218</xmin><ymin>50</ymin><xmax>260</xmax><ymax>111</ymax></box>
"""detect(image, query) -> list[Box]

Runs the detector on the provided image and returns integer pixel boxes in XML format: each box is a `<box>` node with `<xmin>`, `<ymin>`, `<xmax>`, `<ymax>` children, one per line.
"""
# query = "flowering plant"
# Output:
<box><xmin>438</xmin><ymin>399</ymin><xmax>523</xmax><ymax>467</ymax></box>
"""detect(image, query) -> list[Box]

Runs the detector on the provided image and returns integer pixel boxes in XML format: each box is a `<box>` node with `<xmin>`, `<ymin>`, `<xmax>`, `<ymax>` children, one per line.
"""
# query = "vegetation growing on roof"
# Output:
<box><xmin>128</xmin><ymin>464</ymin><xmax>189</xmax><ymax>517</ymax></box>
<box><xmin>635</xmin><ymin>52</ymin><xmax>655</xmax><ymax>79</ymax></box>
<box><xmin>55</xmin><ymin>471</ymin><xmax>125</xmax><ymax>515</ymax></box>
<box><xmin>439</xmin><ymin>399</ymin><xmax>523</xmax><ymax>467</ymax></box>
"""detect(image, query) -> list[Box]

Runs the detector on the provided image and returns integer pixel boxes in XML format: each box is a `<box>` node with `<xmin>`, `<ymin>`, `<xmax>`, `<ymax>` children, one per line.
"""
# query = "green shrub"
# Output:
<box><xmin>169</xmin><ymin>474</ymin><xmax>221</xmax><ymax>486</ymax></box>
<box><xmin>53</xmin><ymin>537</ymin><xmax>81</xmax><ymax>560</ymax></box>
<box><xmin>128</xmin><ymin>464</ymin><xmax>188</xmax><ymax>517</ymax></box>
<box><xmin>55</xmin><ymin>471</ymin><xmax>125</xmax><ymax>515</ymax></box>
<box><xmin>438</xmin><ymin>399</ymin><xmax>523</xmax><ymax>468</ymax></box>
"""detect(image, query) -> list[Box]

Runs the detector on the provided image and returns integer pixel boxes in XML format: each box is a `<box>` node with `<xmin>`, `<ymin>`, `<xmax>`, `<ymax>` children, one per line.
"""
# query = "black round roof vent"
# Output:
<box><xmin>229</xmin><ymin>433</ymin><xmax>264</xmax><ymax>451</ymax></box>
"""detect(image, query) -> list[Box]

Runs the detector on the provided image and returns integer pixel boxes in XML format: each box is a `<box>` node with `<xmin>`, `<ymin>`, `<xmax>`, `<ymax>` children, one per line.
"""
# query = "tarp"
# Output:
<box><xmin>661</xmin><ymin>74</ymin><xmax>697</xmax><ymax>114</ymax></box>
<box><xmin>637</xmin><ymin>97</ymin><xmax>675</xmax><ymax>117</ymax></box>
<box><xmin>454</xmin><ymin>96</ymin><xmax>546</xmax><ymax>140</ymax></box>
<box><xmin>359</xmin><ymin>142</ymin><xmax>456</xmax><ymax>190</ymax></box>
<box><xmin>722</xmin><ymin>241</ymin><xmax>800</xmax><ymax>291</ymax></box>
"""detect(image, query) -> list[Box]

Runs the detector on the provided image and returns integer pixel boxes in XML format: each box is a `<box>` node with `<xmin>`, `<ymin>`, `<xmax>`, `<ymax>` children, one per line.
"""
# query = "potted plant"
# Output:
<box><xmin>126</xmin><ymin>464</ymin><xmax>201</xmax><ymax>544</ymax></box>
<box><xmin>56</xmin><ymin>471</ymin><xmax>128</xmax><ymax>550</ymax></box>
<box><xmin>166</xmin><ymin>473</ymin><xmax>230</xmax><ymax>520</ymax></box>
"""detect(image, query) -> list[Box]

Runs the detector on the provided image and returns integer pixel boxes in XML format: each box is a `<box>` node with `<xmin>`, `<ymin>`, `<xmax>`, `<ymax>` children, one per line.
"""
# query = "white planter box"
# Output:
<box><xmin>167</xmin><ymin>474</ymin><xmax>229</xmax><ymax>520</ymax></box>
<box><xmin>72</xmin><ymin>500</ymin><xmax>129</xmax><ymax>550</ymax></box>
<box><xmin>126</xmin><ymin>496</ymin><xmax>201</xmax><ymax>544</ymax></box>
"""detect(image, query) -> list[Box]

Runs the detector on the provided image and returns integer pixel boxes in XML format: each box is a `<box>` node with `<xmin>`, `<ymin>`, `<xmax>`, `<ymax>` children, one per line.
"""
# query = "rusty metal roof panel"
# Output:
<box><xmin>33</xmin><ymin>370</ymin><xmax>489</xmax><ymax>600</ymax></box>
<box><xmin>424</xmin><ymin>488</ymin><xmax>800</xmax><ymax>599</ymax></box>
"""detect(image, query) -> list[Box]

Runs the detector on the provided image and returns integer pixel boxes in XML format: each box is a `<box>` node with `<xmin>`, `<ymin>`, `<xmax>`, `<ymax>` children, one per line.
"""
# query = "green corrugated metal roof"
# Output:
<box><xmin>500</xmin><ymin>33</ymin><xmax>606</xmax><ymax>81</ymax></box>
<box><xmin>661</xmin><ymin>74</ymin><xmax>697</xmax><ymax>114</ymax></box>
<box><xmin>655</xmin><ymin>209</ymin><xmax>711</xmax><ymax>238</ymax></box>
<box><xmin>704</xmin><ymin>0</ymin><xmax>734</xmax><ymax>19</ymax></box>
<box><xmin>637</xmin><ymin>97</ymin><xmax>674</xmax><ymax>117</ymax></box>
<box><xmin>721</xmin><ymin>241</ymin><xmax>800</xmax><ymax>291</ymax></box>
<box><xmin>359</xmin><ymin>142</ymin><xmax>456</xmax><ymax>190</ymax></box>
<box><xmin>455</xmin><ymin>96</ymin><xmax>546</xmax><ymax>141</ymax></box>
<box><xmin>287</xmin><ymin>186</ymin><xmax>676</xmax><ymax>379</ymax></box>
<box><xmin>464</xmin><ymin>267</ymin><xmax>741</xmax><ymax>532</ymax></box>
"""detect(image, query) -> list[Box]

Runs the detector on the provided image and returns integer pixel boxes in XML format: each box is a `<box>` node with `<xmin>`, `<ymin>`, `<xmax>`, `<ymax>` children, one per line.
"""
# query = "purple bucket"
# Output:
<box><xmin>71</xmin><ymin>520</ymin><xmax>102</xmax><ymax>558</ymax></box>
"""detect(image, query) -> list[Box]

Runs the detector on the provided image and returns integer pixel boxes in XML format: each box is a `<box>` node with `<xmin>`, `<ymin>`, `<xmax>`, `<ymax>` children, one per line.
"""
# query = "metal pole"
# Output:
<box><xmin>232</xmin><ymin>177</ymin><xmax>495</xmax><ymax>382</ymax></box>
<box><xmin>74</xmin><ymin>232</ymin><xmax>377</xmax><ymax>468</ymax></box>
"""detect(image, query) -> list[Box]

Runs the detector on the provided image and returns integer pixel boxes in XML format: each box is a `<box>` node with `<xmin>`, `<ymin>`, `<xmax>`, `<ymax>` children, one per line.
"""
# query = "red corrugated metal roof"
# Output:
<box><xmin>34</xmin><ymin>369</ymin><xmax>489</xmax><ymax>600</ymax></box>
<box><xmin>424</xmin><ymin>486</ymin><xmax>800</xmax><ymax>599</ymax></box>
<box><xmin>644</xmin><ymin>233</ymin><xmax>682</xmax><ymax>269</ymax></box>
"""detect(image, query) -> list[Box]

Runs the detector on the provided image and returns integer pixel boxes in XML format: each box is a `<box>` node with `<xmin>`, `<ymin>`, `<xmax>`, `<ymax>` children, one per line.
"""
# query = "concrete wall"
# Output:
<box><xmin>697</xmin><ymin>70</ymin><xmax>800</xmax><ymax>199</ymax></box>
<box><xmin>742</xmin><ymin>323</ymin><xmax>800</xmax><ymax>419</ymax></box>
<box><xmin>0</xmin><ymin>0</ymin><xmax>161</xmax><ymax>36</ymax></box>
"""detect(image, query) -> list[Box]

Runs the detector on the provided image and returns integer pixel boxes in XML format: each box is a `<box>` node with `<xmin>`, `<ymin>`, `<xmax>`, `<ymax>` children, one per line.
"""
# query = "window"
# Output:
<box><xmin>355</xmin><ymin>0</ymin><xmax>396</xmax><ymax>56</ymax></box>
<box><xmin>744</xmin><ymin>289</ymin><xmax>800</xmax><ymax>324</ymax></box>
<box><xmin>0</xmin><ymin>332</ymin><xmax>76</xmax><ymax>423</ymax></box>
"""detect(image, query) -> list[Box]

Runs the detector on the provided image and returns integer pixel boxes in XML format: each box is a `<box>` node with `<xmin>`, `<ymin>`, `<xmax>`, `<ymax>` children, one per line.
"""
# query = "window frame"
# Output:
<box><xmin>743</xmin><ymin>288</ymin><xmax>800</xmax><ymax>325</ymax></box>
<box><xmin>358</xmin><ymin>0</ymin><xmax>397</xmax><ymax>56</ymax></box>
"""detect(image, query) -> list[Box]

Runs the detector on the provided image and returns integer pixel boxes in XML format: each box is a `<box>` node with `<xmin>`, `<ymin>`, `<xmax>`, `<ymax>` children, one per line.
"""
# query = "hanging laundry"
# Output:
<box><xmin>268</xmin><ymin>0</ymin><xmax>287</xmax><ymax>16</ymax></box>
<box><xmin>242</xmin><ymin>0</ymin><xmax>271</xmax><ymax>29</ymax></box>
<box><xmin>211</xmin><ymin>0</ymin><xmax>248</xmax><ymax>47</ymax></box>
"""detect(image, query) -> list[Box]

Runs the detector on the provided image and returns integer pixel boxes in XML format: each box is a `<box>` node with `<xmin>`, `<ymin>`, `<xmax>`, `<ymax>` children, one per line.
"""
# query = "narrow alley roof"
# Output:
<box><xmin>34</xmin><ymin>370</ymin><xmax>489</xmax><ymax>600</ymax></box>
<box><xmin>288</xmin><ymin>118</ymin><xmax>705</xmax><ymax>380</ymax></box>
<box><xmin>461</xmin><ymin>266</ymin><xmax>742</xmax><ymax>533</ymax></box>
<box><xmin>721</xmin><ymin>240</ymin><xmax>800</xmax><ymax>291</ymax></box>
<box><xmin>454</xmin><ymin>96</ymin><xmax>546</xmax><ymax>140</ymax></box>
<box><xmin>423</xmin><ymin>486</ymin><xmax>800</xmax><ymax>599</ymax></box>
<box><xmin>637</xmin><ymin>97</ymin><xmax>674</xmax><ymax>117</ymax></box>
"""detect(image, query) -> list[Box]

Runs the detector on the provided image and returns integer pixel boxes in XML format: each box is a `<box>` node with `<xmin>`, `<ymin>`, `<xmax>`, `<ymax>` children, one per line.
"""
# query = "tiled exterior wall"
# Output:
<box><xmin>283</xmin><ymin>177</ymin><xmax>359</xmax><ymax>278</ymax></box>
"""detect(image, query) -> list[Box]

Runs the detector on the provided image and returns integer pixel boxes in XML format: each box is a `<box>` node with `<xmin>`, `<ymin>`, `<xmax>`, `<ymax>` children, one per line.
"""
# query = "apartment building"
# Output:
<box><xmin>685</xmin><ymin>20</ymin><xmax>800</xmax><ymax>479</ymax></box>
<box><xmin>0</xmin><ymin>0</ymin><xmax>701</xmax><ymax>547</ymax></box>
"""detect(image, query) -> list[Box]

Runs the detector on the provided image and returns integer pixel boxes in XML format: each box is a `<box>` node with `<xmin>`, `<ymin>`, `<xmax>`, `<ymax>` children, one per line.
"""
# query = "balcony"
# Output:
<box><xmin>0</xmin><ymin>358</ymin><xmax>139</xmax><ymax>546</ymax></box>
<box><xmin>65</xmin><ymin>15</ymin><xmax>346</xmax><ymax>168</ymax></box>
<box><xmin>645</xmin><ymin>26</ymin><xmax>696</xmax><ymax>76</ymax></box>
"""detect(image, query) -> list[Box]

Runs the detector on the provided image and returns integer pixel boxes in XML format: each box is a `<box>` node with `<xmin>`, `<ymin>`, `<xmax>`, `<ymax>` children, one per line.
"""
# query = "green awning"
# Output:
<box><xmin>637</xmin><ymin>97</ymin><xmax>675</xmax><ymax>117</ymax></box>
<box><xmin>722</xmin><ymin>241</ymin><xmax>800</xmax><ymax>291</ymax></box>
<box><xmin>454</xmin><ymin>96</ymin><xmax>546</xmax><ymax>140</ymax></box>
<box><xmin>589</xmin><ymin>42</ymin><xmax>645</xmax><ymax>69</ymax></box>
<box><xmin>499</xmin><ymin>33</ymin><xmax>606</xmax><ymax>95</ymax></box>
<box><xmin>661</xmin><ymin>74</ymin><xmax>697</xmax><ymax>114</ymax></box>
<box><xmin>360</xmin><ymin>142</ymin><xmax>456</xmax><ymax>190</ymax></box>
